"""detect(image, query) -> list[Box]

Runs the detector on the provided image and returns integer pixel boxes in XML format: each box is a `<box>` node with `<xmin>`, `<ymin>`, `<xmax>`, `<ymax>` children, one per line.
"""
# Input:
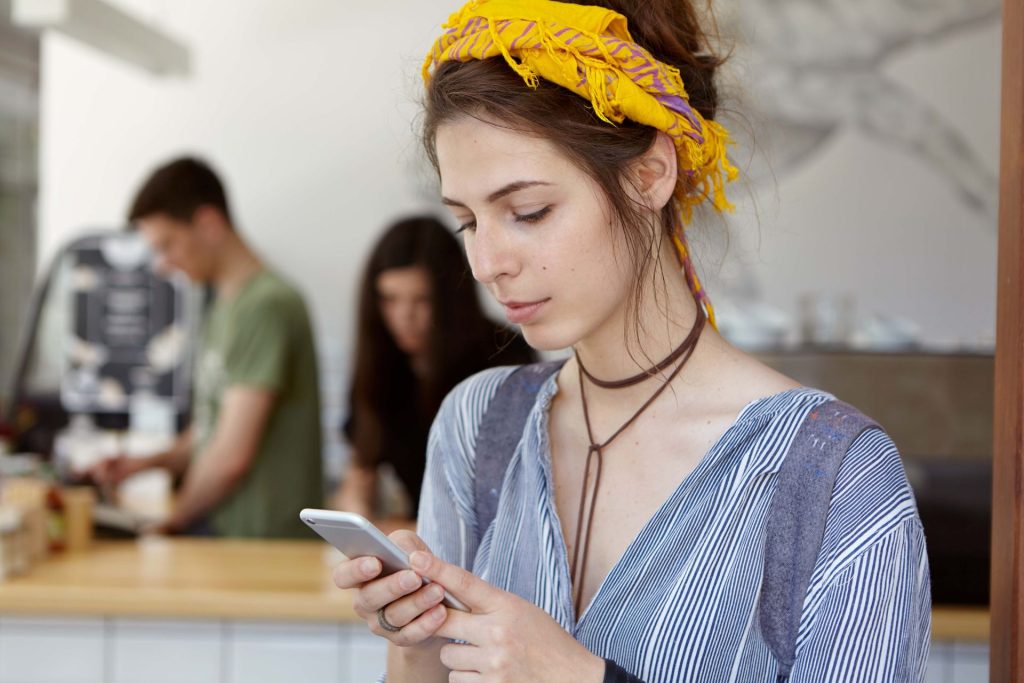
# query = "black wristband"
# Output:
<box><xmin>603</xmin><ymin>658</ymin><xmax>646</xmax><ymax>683</ymax></box>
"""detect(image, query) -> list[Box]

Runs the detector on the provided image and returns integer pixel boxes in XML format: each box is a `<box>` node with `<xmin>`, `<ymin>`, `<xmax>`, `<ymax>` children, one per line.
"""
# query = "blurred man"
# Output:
<box><xmin>92</xmin><ymin>157</ymin><xmax>323</xmax><ymax>538</ymax></box>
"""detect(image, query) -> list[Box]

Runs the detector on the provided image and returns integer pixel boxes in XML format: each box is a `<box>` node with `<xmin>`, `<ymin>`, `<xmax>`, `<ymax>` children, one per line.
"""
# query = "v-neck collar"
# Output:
<box><xmin>529</xmin><ymin>376</ymin><xmax>826</xmax><ymax>629</ymax></box>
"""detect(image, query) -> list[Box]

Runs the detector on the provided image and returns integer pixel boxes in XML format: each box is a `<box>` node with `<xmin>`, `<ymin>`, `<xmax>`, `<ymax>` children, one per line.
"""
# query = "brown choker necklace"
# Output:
<box><xmin>569</xmin><ymin>309</ymin><xmax>706</xmax><ymax>616</ymax></box>
<box><xmin>577</xmin><ymin>313</ymin><xmax>704</xmax><ymax>389</ymax></box>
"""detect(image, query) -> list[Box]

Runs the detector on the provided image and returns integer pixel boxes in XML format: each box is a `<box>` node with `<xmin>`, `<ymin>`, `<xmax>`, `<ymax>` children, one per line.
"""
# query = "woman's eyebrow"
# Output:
<box><xmin>442</xmin><ymin>180</ymin><xmax>553</xmax><ymax>207</ymax></box>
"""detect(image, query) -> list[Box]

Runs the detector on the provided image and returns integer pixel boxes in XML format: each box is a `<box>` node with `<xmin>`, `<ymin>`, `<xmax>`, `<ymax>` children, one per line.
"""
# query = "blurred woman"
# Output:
<box><xmin>332</xmin><ymin>216</ymin><xmax>534</xmax><ymax>528</ymax></box>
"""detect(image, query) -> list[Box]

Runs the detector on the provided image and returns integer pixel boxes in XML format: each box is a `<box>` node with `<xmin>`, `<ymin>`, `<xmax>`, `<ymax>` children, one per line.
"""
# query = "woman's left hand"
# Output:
<box><xmin>408</xmin><ymin>550</ymin><xmax>606</xmax><ymax>683</ymax></box>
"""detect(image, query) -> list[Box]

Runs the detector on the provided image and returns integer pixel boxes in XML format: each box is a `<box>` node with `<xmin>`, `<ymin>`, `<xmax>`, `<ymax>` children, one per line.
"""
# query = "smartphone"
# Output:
<box><xmin>299</xmin><ymin>508</ymin><xmax>468</xmax><ymax>611</ymax></box>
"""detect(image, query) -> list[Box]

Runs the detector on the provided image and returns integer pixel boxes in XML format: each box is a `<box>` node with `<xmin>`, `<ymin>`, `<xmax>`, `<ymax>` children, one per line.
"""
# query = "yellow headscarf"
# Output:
<box><xmin>423</xmin><ymin>0</ymin><xmax>738</xmax><ymax>326</ymax></box>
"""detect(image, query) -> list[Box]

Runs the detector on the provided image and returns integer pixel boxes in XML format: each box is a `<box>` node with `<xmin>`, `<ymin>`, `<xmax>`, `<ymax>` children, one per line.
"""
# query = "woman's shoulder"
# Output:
<box><xmin>435</xmin><ymin>365</ymin><xmax>524</xmax><ymax>439</ymax></box>
<box><xmin>740</xmin><ymin>385</ymin><xmax>923</xmax><ymax>583</ymax></box>
<box><xmin>771</xmin><ymin>394</ymin><xmax>924</xmax><ymax>582</ymax></box>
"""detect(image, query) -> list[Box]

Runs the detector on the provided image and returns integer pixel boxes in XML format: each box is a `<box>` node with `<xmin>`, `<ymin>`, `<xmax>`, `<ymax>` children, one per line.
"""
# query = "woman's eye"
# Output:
<box><xmin>514</xmin><ymin>206</ymin><xmax>552</xmax><ymax>224</ymax></box>
<box><xmin>455</xmin><ymin>219</ymin><xmax>477</xmax><ymax>234</ymax></box>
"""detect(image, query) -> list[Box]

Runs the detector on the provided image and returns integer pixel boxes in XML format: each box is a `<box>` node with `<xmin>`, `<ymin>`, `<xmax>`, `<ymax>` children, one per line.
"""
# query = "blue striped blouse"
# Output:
<box><xmin>410</xmin><ymin>367</ymin><xmax>931</xmax><ymax>682</ymax></box>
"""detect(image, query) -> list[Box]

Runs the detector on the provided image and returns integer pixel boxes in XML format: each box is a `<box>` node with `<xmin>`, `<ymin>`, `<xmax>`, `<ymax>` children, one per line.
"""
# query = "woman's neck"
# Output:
<box><xmin>410</xmin><ymin>352</ymin><xmax>431</xmax><ymax>379</ymax></box>
<box><xmin>572</xmin><ymin>238</ymin><xmax>704</xmax><ymax>385</ymax></box>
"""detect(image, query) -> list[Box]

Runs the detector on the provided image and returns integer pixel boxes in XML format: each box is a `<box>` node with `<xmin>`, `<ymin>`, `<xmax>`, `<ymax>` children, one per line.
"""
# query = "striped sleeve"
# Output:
<box><xmin>380</xmin><ymin>368</ymin><xmax>518</xmax><ymax>683</ymax></box>
<box><xmin>789</xmin><ymin>426</ymin><xmax>931</xmax><ymax>682</ymax></box>
<box><xmin>788</xmin><ymin>518</ymin><xmax>931</xmax><ymax>682</ymax></box>
<box><xmin>416</xmin><ymin>367</ymin><xmax>518</xmax><ymax>570</ymax></box>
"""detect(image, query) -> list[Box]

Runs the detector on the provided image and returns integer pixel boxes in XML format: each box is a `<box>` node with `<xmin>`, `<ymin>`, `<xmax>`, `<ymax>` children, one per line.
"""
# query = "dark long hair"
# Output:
<box><xmin>348</xmin><ymin>216</ymin><xmax>515</xmax><ymax>467</ymax></box>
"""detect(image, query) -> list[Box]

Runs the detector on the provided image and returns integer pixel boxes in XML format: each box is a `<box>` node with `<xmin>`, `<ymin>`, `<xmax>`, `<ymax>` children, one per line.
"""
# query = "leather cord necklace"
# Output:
<box><xmin>569</xmin><ymin>308</ymin><xmax>706</xmax><ymax>616</ymax></box>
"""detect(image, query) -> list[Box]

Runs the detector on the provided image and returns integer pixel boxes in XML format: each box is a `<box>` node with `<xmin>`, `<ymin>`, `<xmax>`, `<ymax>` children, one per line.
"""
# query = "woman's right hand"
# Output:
<box><xmin>332</xmin><ymin>530</ymin><xmax>449</xmax><ymax>646</ymax></box>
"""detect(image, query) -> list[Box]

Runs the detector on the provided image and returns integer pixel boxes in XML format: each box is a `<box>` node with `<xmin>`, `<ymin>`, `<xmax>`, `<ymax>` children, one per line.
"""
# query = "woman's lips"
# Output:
<box><xmin>502</xmin><ymin>298</ymin><xmax>549</xmax><ymax>324</ymax></box>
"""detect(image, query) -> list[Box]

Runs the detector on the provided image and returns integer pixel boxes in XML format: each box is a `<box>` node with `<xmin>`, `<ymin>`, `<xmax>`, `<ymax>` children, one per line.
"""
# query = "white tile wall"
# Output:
<box><xmin>950</xmin><ymin>642</ymin><xmax>989</xmax><ymax>682</ymax></box>
<box><xmin>0</xmin><ymin>617</ymin><xmax>105</xmax><ymax>683</ymax></box>
<box><xmin>926</xmin><ymin>641</ymin><xmax>953</xmax><ymax>683</ymax></box>
<box><xmin>226</xmin><ymin>622</ymin><xmax>342</xmax><ymax>683</ymax></box>
<box><xmin>110</xmin><ymin>618</ymin><xmax>223</xmax><ymax>683</ymax></box>
<box><xmin>0</xmin><ymin>615</ymin><xmax>988</xmax><ymax>683</ymax></box>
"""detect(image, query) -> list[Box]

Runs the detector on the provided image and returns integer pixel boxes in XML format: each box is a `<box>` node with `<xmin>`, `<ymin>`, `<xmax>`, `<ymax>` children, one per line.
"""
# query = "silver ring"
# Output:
<box><xmin>376</xmin><ymin>607</ymin><xmax>401</xmax><ymax>633</ymax></box>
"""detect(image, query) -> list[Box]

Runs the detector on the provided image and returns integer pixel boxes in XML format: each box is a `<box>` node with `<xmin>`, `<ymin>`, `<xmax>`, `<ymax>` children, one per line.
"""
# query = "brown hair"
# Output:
<box><xmin>128</xmin><ymin>156</ymin><xmax>233</xmax><ymax>226</ymax></box>
<box><xmin>422</xmin><ymin>0</ymin><xmax>724</xmax><ymax>349</ymax></box>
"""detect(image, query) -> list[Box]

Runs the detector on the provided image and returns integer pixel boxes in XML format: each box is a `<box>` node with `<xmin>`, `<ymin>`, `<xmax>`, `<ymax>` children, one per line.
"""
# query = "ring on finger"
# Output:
<box><xmin>377</xmin><ymin>607</ymin><xmax>402</xmax><ymax>633</ymax></box>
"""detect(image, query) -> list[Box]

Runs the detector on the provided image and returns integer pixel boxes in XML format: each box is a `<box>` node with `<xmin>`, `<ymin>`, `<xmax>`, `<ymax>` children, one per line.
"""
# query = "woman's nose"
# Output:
<box><xmin>467</xmin><ymin>222</ymin><xmax>519</xmax><ymax>284</ymax></box>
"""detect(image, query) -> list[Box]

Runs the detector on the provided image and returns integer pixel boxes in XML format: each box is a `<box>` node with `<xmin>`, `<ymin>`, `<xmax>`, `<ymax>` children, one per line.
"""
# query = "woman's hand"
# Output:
<box><xmin>409</xmin><ymin>550</ymin><xmax>606</xmax><ymax>683</ymax></box>
<box><xmin>331</xmin><ymin>530</ymin><xmax>449</xmax><ymax>647</ymax></box>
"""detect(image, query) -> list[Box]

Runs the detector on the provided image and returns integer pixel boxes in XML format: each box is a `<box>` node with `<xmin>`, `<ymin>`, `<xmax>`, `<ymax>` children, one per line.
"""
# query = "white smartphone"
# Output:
<box><xmin>299</xmin><ymin>508</ymin><xmax>468</xmax><ymax>611</ymax></box>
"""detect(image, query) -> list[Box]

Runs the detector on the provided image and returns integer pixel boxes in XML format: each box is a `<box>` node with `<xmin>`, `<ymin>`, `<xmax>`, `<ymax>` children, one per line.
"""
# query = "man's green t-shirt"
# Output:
<box><xmin>192</xmin><ymin>270</ymin><xmax>323</xmax><ymax>538</ymax></box>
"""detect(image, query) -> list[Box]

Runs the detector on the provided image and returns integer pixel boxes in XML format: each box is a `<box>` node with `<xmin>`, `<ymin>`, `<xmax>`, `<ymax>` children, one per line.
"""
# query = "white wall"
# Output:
<box><xmin>37</xmin><ymin>1</ymin><xmax>1000</xmax><ymax>397</ymax></box>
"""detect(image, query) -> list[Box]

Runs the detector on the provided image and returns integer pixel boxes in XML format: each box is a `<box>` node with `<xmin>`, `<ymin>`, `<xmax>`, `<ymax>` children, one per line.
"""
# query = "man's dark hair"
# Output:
<box><xmin>128</xmin><ymin>156</ymin><xmax>232</xmax><ymax>226</ymax></box>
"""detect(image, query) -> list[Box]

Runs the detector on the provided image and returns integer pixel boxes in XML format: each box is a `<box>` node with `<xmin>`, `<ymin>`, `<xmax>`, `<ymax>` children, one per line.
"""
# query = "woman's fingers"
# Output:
<box><xmin>351</xmin><ymin>569</ymin><xmax>426</xmax><ymax>617</ymax></box>
<box><xmin>409</xmin><ymin>551</ymin><xmax>493</xmax><ymax>613</ymax></box>
<box><xmin>332</xmin><ymin>556</ymin><xmax>382</xmax><ymax>591</ymax></box>
<box><xmin>432</xmin><ymin>603</ymin><xmax>477</xmax><ymax>643</ymax></box>
<box><xmin>330</xmin><ymin>533</ymin><xmax>449</xmax><ymax>646</ymax></box>
<box><xmin>389</xmin><ymin>529</ymin><xmax>429</xmax><ymax>554</ymax></box>
<box><xmin>376</xmin><ymin>580</ymin><xmax>446</xmax><ymax>630</ymax></box>
<box><xmin>440</xmin><ymin>642</ymin><xmax>486</xmax><ymax>673</ymax></box>
<box><xmin>372</xmin><ymin>602</ymin><xmax>448</xmax><ymax>645</ymax></box>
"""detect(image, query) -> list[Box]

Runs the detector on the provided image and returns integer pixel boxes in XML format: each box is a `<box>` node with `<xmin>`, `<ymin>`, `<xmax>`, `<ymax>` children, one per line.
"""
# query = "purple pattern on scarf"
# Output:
<box><xmin>608</xmin><ymin>40</ymin><xmax>630</xmax><ymax>58</ymax></box>
<box><xmin>656</xmin><ymin>94</ymin><xmax>701</xmax><ymax>131</ymax></box>
<box><xmin>605</xmin><ymin>37</ymin><xmax>646</xmax><ymax>61</ymax></box>
<box><xmin>462</xmin><ymin>31</ymin><xmax>483</xmax><ymax>59</ymax></box>
<box><xmin>510</xmin><ymin>22</ymin><xmax>535</xmax><ymax>50</ymax></box>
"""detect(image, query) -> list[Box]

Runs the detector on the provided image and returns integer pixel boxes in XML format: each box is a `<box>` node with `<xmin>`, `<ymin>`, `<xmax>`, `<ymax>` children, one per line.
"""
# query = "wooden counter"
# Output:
<box><xmin>0</xmin><ymin>538</ymin><xmax>991</xmax><ymax>641</ymax></box>
<box><xmin>0</xmin><ymin>538</ymin><xmax>358</xmax><ymax>622</ymax></box>
<box><xmin>932</xmin><ymin>605</ymin><xmax>990</xmax><ymax>641</ymax></box>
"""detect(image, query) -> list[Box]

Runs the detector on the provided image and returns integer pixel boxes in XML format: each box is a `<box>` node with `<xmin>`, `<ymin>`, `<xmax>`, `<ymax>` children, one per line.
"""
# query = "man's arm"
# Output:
<box><xmin>162</xmin><ymin>386</ymin><xmax>275</xmax><ymax>532</ymax></box>
<box><xmin>148</xmin><ymin>427</ymin><xmax>194</xmax><ymax>476</ymax></box>
<box><xmin>88</xmin><ymin>428</ymin><xmax>193</xmax><ymax>487</ymax></box>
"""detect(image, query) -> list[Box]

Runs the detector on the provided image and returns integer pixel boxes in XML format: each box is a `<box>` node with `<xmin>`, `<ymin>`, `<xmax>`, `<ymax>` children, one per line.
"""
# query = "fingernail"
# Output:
<box><xmin>410</xmin><ymin>552</ymin><xmax>429</xmax><ymax>571</ymax></box>
<box><xmin>428</xmin><ymin>585</ymin><xmax>444</xmax><ymax>601</ymax></box>
<box><xmin>399</xmin><ymin>572</ymin><xmax>420</xmax><ymax>590</ymax></box>
<box><xmin>360</xmin><ymin>558</ymin><xmax>377</xmax><ymax>574</ymax></box>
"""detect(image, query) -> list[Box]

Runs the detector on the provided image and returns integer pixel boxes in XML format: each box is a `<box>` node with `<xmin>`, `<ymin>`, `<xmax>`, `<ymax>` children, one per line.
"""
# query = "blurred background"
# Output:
<box><xmin>0</xmin><ymin>1</ymin><xmax>1002</xmax><ymax>682</ymax></box>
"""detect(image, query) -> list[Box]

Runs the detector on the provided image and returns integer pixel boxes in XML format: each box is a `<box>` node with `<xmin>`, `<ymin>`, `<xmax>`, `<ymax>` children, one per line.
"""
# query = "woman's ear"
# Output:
<box><xmin>630</xmin><ymin>131</ymin><xmax>678</xmax><ymax>211</ymax></box>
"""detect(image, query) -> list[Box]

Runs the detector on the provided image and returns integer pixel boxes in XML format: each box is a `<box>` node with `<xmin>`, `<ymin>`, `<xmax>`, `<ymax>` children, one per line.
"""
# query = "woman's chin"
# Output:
<box><xmin>518</xmin><ymin>322</ymin><xmax>578</xmax><ymax>354</ymax></box>
<box><xmin>395</xmin><ymin>339</ymin><xmax>426</xmax><ymax>356</ymax></box>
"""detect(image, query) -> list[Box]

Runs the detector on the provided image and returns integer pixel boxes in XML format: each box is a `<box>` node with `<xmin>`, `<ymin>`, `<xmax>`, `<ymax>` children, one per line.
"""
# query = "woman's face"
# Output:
<box><xmin>435</xmin><ymin>116</ymin><xmax>636</xmax><ymax>351</ymax></box>
<box><xmin>376</xmin><ymin>266</ymin><xmax>433</xmax><ymax>356</ymax></box>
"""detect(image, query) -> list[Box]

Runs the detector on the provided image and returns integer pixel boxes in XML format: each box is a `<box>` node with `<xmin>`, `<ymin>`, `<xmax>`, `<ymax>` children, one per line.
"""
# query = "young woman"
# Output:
<box><xmin>334</xmin><ymin>216</ymin><xmax>534</xmax><ymax>528</ymax></box>
<box><xmin>333</xmin><ymin>2</ymin><xmax>931</xmax><ymax>681</ymax></box>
